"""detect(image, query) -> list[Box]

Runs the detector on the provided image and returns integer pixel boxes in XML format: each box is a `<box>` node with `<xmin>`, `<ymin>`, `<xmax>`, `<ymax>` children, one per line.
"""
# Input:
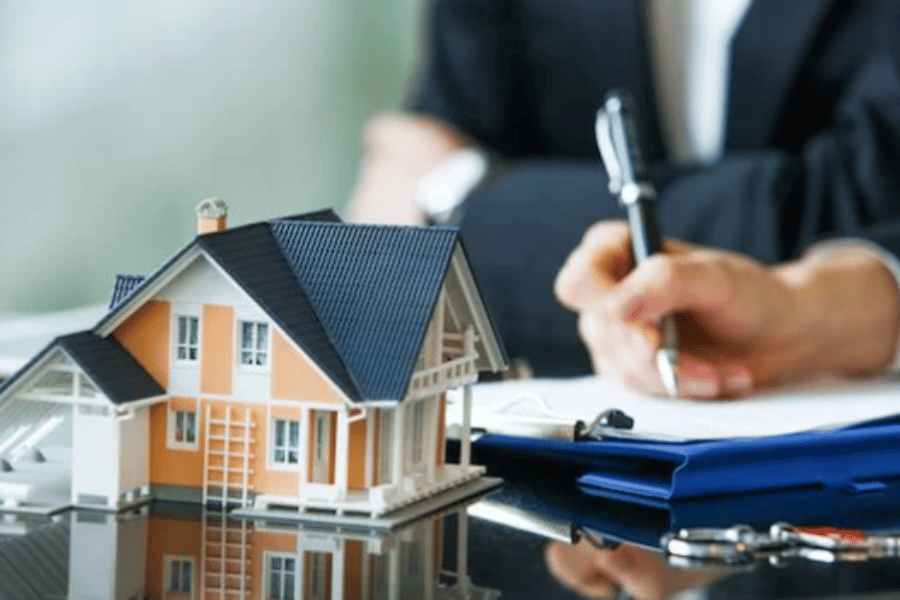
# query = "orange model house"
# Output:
<box><xmin>0</xmin><ymin>200</ymin><xmax>507</xmax><ymax>517</ymax></box>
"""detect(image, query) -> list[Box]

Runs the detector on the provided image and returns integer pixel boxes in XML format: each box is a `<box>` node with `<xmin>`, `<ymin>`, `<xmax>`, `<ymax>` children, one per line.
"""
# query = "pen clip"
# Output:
<box><xmin>595</xmin><ymin>109</ymin><xmax>623</xmax><ymax>195</ymax></box>
<box><xmin>595</xmin><ymin>91</ymin><xmax>649</xmax><ymax>201</ymax></box>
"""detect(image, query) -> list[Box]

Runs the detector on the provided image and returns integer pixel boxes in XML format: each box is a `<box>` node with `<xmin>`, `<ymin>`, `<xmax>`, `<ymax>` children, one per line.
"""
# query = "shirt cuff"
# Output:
<box><xmin>804</xmin><ymin>238</ymin><xmax>900</xmax><ymax>374</ymax></box>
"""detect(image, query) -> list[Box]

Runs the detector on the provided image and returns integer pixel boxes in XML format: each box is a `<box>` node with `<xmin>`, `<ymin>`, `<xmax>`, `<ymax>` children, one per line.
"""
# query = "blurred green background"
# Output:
<box><xmin>0</xmin><ymin>0</ymin><xmax>423</xmax><ymax>313</ymax></box>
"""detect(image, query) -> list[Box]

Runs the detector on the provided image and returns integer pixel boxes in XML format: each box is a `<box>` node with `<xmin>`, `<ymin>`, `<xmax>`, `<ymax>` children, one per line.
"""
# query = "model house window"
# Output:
<box><xmin>165</xmin><ymin>556</ymin><xmax>194</xmax><ymax>594</ymax></box>
<box><xmin>176</xmin><ymin>315</ymin><xmax>199</xmax><ymax>362</ymax></box>
<box><xmin>267</xmin><ymin>554</ymin><xmax>297</xmax><ymax>600</ymax></box>
<box><xmin>273</xmin><ymin>419</ymin><xmax>300</xmax><ymax>465</ymax></box>
<box><xmin>239</xmin><ymin>321</ymin><xmax>269</xmax><ymax>367</ymax></box>
<box><xmin>175</xmin><ymin>410</ymin><xmax>197</xmax><ymax>444</ymax></box>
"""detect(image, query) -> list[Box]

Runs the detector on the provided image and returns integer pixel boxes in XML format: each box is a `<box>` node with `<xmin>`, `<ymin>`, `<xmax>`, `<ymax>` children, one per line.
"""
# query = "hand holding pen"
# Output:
<box><xmin>554</xmin><ymin>90</ymin><xmax>809</xmax><ymax>399</ymax></box>
<box><xmin>593</xmin><ymin>91</ymin><xmax>679</xmax><ymax>396</ymax></box>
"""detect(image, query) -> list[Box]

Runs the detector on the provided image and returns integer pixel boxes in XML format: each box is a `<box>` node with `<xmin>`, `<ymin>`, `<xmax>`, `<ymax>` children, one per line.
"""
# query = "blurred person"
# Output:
<box><xmin>349</xmin><ymin>0</ymin><xmax>900</xmax><ymax>396</ymax></box>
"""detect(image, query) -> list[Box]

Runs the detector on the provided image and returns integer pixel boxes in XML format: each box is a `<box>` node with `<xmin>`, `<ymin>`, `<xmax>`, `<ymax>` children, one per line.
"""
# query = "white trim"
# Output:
<box><xmin>364</xmin><ymin>410</ymin><xmax>375</xmax><ymax>488</ymax></box>
<box><xmin>450</xmin><ymin>245</ymin><xmax>507</xmax><ymax>372</ymax></box>
<box><xmin>235</xmin><ymin>319</ymin><xmax>272</xmax><ymax>373</ymax></box>
<box><xmin>172</xmin><ymin>311</ymin><xmax>201</xmax><ymax>367</ymax></box>
<box><xmin>331</xmin><ymin>540</ymin><xmax>345</xmax><ymax>600</ymax></box>
<box><xmin>263</xmin><ymin>551</ymin><xmax>300</xmax><ymax>600</ymax></box>
<box><xmin>268</xmin><ymin>416</ymin><xmax>302</xmax><ymax>472</ymax></box>
<box><xmin>391</xmin><ymin>403</ymin><xmax>404</xmax><ymax>485</ymax></box>
<box><xmin>166</xmin><ymin>399</ymin><xmax>200</xmax><ymax>451</ymax></box>
<box><xmin>298</xmin><ymin>406</ymin><xmax>309</xmax><ymax>495</ymax></box>
<box><xmin>199</xmin><ymin>251</ymin><xmax>355</xmax><ymax>407</ymax></box>
<box><xmin>96</xmin><ymin>247</ymin><xmax>356</xmax><ymax>408</ymax></box>
<box><xmin>96</xmin><ymin>245</ymin><xmax>204</xmax><ymax>336</ymax></box>
<box><xmin>335</xmin><ymin>409</ymin><xmax>349</xmax><ymax>496</ymax></box>
<box><xmin>460</xmin><ymin>384</ymin><xmax>472</xmax><ymax>468</ymax></box>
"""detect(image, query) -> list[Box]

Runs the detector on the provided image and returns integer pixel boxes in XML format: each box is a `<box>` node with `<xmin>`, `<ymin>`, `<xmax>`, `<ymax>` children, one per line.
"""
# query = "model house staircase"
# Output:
<box><xmin>200</xmin><ymin>509</ymin><xmax>253</xmax><ymax>600</ymax></box>
<box><xmin>202</xmin><ymin>404</ymin><xmax>255</xmax><ymax>509</ymax></box>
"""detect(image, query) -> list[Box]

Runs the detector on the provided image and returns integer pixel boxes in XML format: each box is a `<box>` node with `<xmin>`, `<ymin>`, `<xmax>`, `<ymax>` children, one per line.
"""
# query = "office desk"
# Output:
<box><xmin>1</xmin><ymin>465</ymin><xmax>899</xmax><ymax>600</ymax></box>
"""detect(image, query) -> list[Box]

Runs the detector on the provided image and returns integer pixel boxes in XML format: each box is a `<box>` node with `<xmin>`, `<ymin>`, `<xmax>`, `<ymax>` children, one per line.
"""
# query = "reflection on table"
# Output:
<box><xmin>0</xmin><ymin>496</ymin><xmax>499</xmax><ymax>600</ymax></box>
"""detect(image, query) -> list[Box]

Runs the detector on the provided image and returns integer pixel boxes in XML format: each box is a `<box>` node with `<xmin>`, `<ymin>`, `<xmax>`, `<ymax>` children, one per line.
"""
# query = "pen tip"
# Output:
<box><xmin>656</xmin><ymin>351</ymin><xmax>678</xmax><ymax>398</ymax></box>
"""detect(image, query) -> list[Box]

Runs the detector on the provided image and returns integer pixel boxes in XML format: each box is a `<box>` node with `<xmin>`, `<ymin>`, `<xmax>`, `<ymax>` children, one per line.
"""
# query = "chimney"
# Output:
<box><xmin>196</xmin><ymin>197</ymin><xmax>228</xmax><ymax>234</ymax></box>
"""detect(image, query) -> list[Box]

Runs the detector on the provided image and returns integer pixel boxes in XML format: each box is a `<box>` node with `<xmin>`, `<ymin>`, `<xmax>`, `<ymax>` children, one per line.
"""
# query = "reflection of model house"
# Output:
<box><xmin>0</xmin><ymin>499</ymin><xmax>500</xmax><ymax>600</ymax></box>
<box><xmin>148</xmin><ymin>503</ymin><xmax>500</xmax><ymax>600</ymax></box>
<box><xmin>0</xmin><ymin>201</ymin><xmax>506</xmax><ymax>516</ymax></box>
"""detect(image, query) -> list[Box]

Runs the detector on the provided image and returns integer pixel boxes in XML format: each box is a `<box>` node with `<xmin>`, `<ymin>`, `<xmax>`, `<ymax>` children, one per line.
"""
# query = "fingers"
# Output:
<box><xmin>578</xmin><ymin>311</ymin><xmax>757</xmax><ymax>399</ymax></box>
<box><xmin>545</xmin><ymin>542</ymin><xmax>621</xmax><ymax>600</ymax></box>
<box><xmin>556</xmin><ymin>220</ymin><xmax>695</xmax><ymax>313</ymax></box>
<box><xmin>606</xmin><ymin>252</ymin><xmax>734</xmax><ymax>325</ymax></box>
<box><xmin>555</xmin><ymin>221</ymin><xmax>633</xmax><ymax>312</ymax></box>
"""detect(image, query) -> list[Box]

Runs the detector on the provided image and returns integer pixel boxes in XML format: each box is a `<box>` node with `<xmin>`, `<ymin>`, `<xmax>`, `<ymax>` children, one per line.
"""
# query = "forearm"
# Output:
<box><xmin>347</xmin><ymin>111</ymin><xmax>470</xmax><ymax>224</ymax></box>
<box><xmin>774</xmin><ymin>246</ymin><xmax>900</xmax><ymax>379</ymax></box>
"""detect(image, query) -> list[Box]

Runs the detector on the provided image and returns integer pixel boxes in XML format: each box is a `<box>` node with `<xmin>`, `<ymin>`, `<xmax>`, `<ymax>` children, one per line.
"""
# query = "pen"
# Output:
<box><xmin>594</xmin><ymin>90</ymin><xmax>679</xmax><ymax>397</ymax></box>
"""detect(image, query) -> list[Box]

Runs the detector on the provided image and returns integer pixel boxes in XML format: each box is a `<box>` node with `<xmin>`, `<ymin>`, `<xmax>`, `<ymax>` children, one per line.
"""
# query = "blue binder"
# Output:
<box><xmin>474</xmin><ymin>415</ymin><xmax>900</xmax><ymax>507</ymax></box>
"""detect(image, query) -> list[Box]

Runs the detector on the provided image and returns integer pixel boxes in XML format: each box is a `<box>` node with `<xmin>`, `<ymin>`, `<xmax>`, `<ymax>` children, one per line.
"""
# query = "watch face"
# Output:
<box><xmin>416</xmin><ymin>150</ymin><xmax>489</xmax><ymax>216</ymax></box>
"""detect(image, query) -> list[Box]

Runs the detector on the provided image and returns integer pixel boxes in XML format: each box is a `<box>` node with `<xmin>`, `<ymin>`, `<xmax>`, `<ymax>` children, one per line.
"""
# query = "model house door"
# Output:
<box><xmin>311</xmin><ymin>411</ymin><xmax>332</xmax><ymax>484</ymax></box>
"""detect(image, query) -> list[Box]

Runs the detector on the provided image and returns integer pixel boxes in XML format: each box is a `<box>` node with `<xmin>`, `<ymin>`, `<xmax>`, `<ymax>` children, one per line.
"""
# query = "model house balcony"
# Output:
<box><xmin>407</xmin><ymin>357</ymin><xmax>478</xmax><ymax>400</ymax></box>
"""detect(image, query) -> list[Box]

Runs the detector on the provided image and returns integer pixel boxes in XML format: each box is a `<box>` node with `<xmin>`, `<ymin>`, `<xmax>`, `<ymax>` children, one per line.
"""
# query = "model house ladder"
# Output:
<box><xmin>202</xmin><ymin>404</ymin><xmax>255</xmax><ymax>509</ymax></box>
<box><xmin>200</xmin><ymin>509</ymin><xmax>253</xmax><ymax>600</ymax></box>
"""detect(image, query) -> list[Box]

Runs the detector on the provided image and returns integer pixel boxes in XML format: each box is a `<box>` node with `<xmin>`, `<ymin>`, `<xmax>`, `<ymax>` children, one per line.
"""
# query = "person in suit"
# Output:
<box><xmin>349</xmin><ymin>0</ymin><xmax>900</xmax><ymax>398</ymax></box>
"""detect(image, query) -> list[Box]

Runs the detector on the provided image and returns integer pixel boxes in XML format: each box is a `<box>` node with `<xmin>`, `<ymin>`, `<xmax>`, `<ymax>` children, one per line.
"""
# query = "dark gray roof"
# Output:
<box><xmin>91</xmin><ymin>211</ymin><xmax>493</xmax><ymax>403</ymax></box>
<box><xmin>197</xmin><ymin>223</ymin><xmax>362</xmax><ymax>401</ymax></box>
<box><xmin>109</xmin><ymin>274</ymin><xmax>145</xmax><ymax>309</ymax></box>
<box><xmin>56</xmin><ymin>332</ymin><xmax>165</xmax><ymax>404</ymax></box>
<box><xmin>0</xmin><ymin>332</ymin><xmax>164</xmax><ymax>405</ymax></box>
<box><xmin>270</xmin><ymin>221</ymin><xmax>459</xmax><ymax>400</ymax></box>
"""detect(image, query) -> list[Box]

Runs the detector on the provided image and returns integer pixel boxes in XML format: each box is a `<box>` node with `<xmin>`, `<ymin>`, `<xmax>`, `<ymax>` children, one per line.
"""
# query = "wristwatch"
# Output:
<box><xmin>415</xmin><ymin>148</ymin><xmax>493</xmax><ymax>226</ymax></box>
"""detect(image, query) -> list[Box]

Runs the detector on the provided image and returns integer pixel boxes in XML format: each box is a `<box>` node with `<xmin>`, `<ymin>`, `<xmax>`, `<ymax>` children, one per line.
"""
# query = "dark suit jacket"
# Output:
<box><xmin>408</xmin><ymin>0</ymin><xmax>900</xmax><ymax>375</ymax></box>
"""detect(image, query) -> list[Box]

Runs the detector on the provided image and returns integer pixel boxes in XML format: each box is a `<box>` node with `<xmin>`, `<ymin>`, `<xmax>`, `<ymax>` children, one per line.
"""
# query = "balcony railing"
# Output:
<box><xmin>407</xmin><ymin>327</ymin><xmax>479</xmax><ymax>400</ymax></box>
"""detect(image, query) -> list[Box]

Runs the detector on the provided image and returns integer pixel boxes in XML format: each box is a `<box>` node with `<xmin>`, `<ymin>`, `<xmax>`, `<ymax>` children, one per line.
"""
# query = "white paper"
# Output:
<box><xmin>446</xmin><ymin>376</ymin><xmax>900</xmax><ymax>442</ymax></box>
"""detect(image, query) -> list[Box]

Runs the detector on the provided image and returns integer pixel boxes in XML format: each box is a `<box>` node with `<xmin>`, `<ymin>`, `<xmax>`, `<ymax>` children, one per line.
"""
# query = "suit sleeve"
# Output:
<box><xmin>457</xmin><ymin>56</ymin><xmax>900</xmax><ymax>375</ymax></box>
<box><xmin>407</xmin><ymin>0</ymin><xmax>534</xmax><ymax>156</ymax></box>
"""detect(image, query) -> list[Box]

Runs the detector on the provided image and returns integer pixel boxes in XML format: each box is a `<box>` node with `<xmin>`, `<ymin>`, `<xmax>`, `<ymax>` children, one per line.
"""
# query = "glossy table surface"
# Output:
<box><xmin>2</xmin><ymin>448</ymin><xmax>900</xmax><ymax>600</ymax></box>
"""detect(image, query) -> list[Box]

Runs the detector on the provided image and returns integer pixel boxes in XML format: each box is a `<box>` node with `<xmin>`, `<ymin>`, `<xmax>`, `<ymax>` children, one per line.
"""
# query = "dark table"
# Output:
<box><xmin>1</xmin><ymin>454</ymin><xmax>899</xmax><ymax>600</ymax></box>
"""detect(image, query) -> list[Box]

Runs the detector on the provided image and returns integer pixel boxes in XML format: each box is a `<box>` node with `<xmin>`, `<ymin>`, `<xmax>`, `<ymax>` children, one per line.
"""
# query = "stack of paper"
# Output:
<box><xmin>447</xmin><ymin>376</ymin><xmax>900</xmax><ymax>442</ymax></box>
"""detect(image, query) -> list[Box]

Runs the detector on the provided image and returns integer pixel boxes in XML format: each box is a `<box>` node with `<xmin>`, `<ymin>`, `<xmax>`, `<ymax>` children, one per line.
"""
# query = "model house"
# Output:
<box><xmin>0</xmin><ymin>200</ymin><xmax>506</xmax><ymax>517</ymax></box>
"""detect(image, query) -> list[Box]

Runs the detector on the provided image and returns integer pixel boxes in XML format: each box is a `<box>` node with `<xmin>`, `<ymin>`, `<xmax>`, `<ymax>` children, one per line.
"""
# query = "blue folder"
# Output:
<box><xmin>475</xmin><ymin>415</ymin><xmax>900</xmax><ymax>507</ymax></box>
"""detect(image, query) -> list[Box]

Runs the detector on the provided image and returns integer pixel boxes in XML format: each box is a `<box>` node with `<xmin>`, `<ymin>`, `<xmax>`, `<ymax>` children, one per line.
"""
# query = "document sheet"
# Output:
<box><xmin>447</xmin><ymin>376</ymin><xmax>900</xmax><ymax>441</ymax></box>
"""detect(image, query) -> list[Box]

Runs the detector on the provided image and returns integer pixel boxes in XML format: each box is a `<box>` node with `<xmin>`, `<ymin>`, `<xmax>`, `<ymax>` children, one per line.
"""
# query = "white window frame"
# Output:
<box><xmin>167</xmin><ymin>403</ymin><xmax>199</xmax><ymax>451</ymax></box>
<box><xmin>265</xmin><ymin>552</ymin><xmax>299</xmax><ymax>600</ymax></box>
<box><xmin>270</xmin><ymin>417</ymin><xmax>301</xmax><ymax>470</ymax></box>
<box><xmin>174</xmin><ymin>314</ymin><xmax>201</xmax><ymax>365</ymax></box>
<box><xmin>163</xmin><ymin>555</ymin><xmax>194</xmax><ymax>596</ymax></box>
<box><xmin>237</xmin><ymin>320</ymin><xmax>270</xmax><ymax>370</ymax></box>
